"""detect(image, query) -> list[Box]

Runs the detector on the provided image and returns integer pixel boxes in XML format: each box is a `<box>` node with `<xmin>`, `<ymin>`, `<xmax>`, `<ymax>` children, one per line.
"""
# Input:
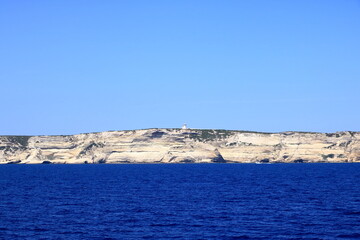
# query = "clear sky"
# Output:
<box><xmin>1</xmin><ymin>1</ymin><xmax>359</xmax><ymax>135</ymax></box>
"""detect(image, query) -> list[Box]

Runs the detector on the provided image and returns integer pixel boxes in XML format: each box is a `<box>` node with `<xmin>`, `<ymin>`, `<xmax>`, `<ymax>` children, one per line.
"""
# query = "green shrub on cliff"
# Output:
<box><xmin>188</xmin><ymin>129</ymin><xmax>235</xmax><ymax>141</ymax></box>
<box><xmin>6</xmin><ymin>136</ymin><xmax>31</xmax><ymax>147</ymax></box>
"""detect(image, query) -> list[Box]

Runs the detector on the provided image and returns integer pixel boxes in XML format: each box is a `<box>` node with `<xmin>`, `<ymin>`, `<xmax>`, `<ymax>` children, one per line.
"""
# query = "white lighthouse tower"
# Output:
<box><xmin>182</xmin><ymin>123</ymin><xmax>188</xmax><ymax>130</ymax></box>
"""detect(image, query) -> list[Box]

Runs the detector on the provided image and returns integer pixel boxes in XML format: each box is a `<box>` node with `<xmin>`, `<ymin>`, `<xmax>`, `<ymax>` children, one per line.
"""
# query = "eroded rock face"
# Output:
<box><xmin>0</xmin><ymin>129</ymin><xmax>359</xmax><ymax>164</ymax></box>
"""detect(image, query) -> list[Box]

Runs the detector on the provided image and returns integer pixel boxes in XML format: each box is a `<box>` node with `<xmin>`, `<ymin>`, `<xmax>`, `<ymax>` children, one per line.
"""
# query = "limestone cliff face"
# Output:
<box><xmin>0</xmin><ymin>129</ymin><xmax>359</xmax><ymax>164</ymax></box>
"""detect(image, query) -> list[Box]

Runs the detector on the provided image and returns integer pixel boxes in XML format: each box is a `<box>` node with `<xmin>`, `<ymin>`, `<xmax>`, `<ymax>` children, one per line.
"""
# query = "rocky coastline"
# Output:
<box><xmin>1</xmin><ymin>129</ymin><xmax>359</xmax><ymax>164</ymax></box>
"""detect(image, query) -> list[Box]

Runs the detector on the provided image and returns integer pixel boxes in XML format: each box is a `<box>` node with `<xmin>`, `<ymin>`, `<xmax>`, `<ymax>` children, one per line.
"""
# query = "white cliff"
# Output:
<box><xmin>0</xmin><ymin>129</ymin><xmax>359</xmax><ymax>164</ymax></box>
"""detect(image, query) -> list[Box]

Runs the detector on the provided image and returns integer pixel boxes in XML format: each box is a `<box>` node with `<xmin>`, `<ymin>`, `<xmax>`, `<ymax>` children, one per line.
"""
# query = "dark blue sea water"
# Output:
<box><xmin>1</xmin><ymin>164</ymin><xmax>360</xmax><ymax>240</ymax></box>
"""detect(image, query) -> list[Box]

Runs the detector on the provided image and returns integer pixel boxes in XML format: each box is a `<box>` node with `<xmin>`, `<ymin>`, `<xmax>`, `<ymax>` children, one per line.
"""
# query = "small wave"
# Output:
<box><xmin>149</xmin><ymin>223</ymin><xmax>179</xmax><ymax>227</ymax></box>
<box><xmin>337</xmin><ymin>233</ymin><xmax>360</xmax><ymax>238</ymax></box>
<box><xmin>343</xmin><ymin>211</ymin><xmax>360</xmax><ymax>216</ymax></box>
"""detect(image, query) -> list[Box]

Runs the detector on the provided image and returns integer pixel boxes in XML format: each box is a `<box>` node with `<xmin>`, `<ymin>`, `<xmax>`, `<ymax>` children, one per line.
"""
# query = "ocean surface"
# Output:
<box><xmin>1</xmin><ymin>164</ymin><xmax>360</xmax><ymax>240</ymax></box>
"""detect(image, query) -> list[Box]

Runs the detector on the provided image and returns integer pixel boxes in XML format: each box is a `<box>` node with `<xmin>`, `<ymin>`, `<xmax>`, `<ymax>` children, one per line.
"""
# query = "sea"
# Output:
<box><xmin>1</xmin><ymin>163</ymin><xmax>360</xmax><ymax>240</ymax></box>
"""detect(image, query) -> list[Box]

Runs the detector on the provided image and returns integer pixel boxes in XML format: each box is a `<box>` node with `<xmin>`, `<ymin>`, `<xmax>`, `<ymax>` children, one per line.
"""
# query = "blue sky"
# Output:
<box><xmin>1</xmin><ymin>1</ymin><xmax>359</xmax><ymax>135</ymax></box>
